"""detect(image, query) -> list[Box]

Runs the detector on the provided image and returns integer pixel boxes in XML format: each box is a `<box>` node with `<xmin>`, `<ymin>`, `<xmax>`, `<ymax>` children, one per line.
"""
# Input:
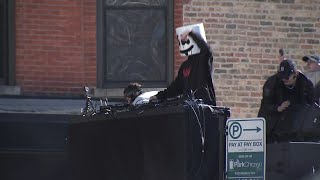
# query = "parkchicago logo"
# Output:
<box><xmin>229</xmin><ymin>159</ymin><xmax>262</xmax><ymax>170</ymax></box>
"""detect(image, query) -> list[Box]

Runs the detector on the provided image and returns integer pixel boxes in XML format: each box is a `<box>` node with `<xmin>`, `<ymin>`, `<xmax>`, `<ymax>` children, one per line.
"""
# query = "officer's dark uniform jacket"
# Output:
<box><xmin>155</xmin><ymin>31</ymin><xmax>216</xmax><ymax>105</ymax></box>
<box><xmin>258</xmin><ymin>71</ymin><xmax>314</xmax><ymax>136</ymax></box>
<box><xmin>315</xmin><ymin>82</ymin><xmax>320</xmax><ymax>104</ymax></box>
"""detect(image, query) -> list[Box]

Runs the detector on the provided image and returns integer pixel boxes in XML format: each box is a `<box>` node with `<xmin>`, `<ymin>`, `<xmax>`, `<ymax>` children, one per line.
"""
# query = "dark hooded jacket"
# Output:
<box><xmin>155</xmin><ymin>31</ymin><xmax>216</xmax><ymax>105</ymax></box>
<box><xmin>258</xmin><ymin>71</ymin><xmax>314</xmax><ymax>137</ymax></box>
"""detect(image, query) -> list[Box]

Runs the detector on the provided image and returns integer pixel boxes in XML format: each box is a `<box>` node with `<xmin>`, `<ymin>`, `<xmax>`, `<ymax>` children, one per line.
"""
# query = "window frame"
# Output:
<box><xmin>96</xmin><ymin>0</ymin><xmax>174</xmax><ymax>89</ymax></box>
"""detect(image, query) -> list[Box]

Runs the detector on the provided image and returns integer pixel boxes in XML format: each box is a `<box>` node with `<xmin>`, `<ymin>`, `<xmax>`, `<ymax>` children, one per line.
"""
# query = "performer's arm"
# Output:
<box><xmin>188</xmin><ymin>31</ymin><xmax>212</xmax><ymax>55</ymax></box>
<box><xmin>155</xmin><ymin>67</ymin><xmax>184</xmax><ymax>100</ymax></box>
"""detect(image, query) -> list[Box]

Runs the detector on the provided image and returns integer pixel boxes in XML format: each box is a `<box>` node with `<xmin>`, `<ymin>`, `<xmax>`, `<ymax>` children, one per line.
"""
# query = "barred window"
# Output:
<box><xmin>97</xmin><ymin>0</ymin><xmax>174</xmax><ymax>88</ymax></box>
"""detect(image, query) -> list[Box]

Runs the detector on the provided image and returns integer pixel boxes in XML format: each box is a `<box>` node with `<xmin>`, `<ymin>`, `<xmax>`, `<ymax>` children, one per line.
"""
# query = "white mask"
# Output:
<box><xmin>175</xmin><ymin>23</ymin><xmax>207</xmax><ymax>56</ymax></box>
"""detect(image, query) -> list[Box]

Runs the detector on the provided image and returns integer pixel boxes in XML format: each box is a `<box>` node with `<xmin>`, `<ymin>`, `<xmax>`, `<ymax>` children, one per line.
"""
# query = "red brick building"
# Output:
<box><xmin>1</xmin><ymin>0</ymin><xmax>319</xmax><ymax>118</ymax></box>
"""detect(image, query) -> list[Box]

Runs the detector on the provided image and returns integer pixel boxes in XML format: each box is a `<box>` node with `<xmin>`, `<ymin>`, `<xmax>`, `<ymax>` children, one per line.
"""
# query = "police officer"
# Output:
<box><xmin>258</xmin><ymin>59</ymin><xmax>314</xmax><ymax>141</ymax></box>
<box><xmin>302</xmin><ymin>55</ymin><xmax>320</xmax><ymax>104</ymax></box>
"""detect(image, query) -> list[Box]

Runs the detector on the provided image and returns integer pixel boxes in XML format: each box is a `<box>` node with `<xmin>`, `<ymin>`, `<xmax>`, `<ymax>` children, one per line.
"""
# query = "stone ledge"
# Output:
<box><xmin>0</xmin><ymin>98</ymin><xmax>84</xmax><ymax>115</ymax></box>
<box><xmin>0</xmin><ymin>85</ymin><xmax>21</xmax><ymax>95</ymax></box>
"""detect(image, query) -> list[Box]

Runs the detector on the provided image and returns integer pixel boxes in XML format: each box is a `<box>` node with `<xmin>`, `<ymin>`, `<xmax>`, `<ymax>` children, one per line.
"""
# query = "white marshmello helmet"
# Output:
<box><xmin>175</xmin><ymin>23</ymin><xmax>207</xmax><ymax>56</ymax></box>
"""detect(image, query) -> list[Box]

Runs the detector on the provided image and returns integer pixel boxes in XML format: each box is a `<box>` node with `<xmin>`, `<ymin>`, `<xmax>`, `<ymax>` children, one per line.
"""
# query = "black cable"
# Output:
<box><xmin>185</xmin><ymin>100</ymin><xmax>207</xmax><ymax>177</ymax></box>
<box><xmin>185</xmin><ymin>100</ymin><xmax>205</xmax><ymax>148</ymax></box>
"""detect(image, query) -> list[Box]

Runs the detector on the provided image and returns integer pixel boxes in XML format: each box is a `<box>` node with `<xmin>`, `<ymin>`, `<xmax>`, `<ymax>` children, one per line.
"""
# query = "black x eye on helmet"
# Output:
<box><xmin>123</xmin><ymin>83</ymin><xmax>143</xmax><ymax>103</ymax></box>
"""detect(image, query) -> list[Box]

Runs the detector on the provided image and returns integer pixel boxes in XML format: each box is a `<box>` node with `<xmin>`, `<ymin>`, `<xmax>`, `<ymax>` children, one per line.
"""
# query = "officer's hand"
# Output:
<box><xmin>277</xmin><ymin>100</ymin><xmax>290</xmax><ymax>112</ymax></box>
<box><xmin>149</xmin><ymin>96</ymin><xmax>158</xmax><ymax>102</ymax></box>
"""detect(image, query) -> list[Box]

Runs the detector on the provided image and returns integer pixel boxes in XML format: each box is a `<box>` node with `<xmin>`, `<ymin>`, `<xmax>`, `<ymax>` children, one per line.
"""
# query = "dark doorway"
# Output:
<box><xmin>0</xmin><ymin>0</ymin><xmax>7</xmax><ymax>85</ymax></box>
<box><xmin>0</xmin><ymin>0</ymin><xmax>15</xmax><ymax>86</ymax></box>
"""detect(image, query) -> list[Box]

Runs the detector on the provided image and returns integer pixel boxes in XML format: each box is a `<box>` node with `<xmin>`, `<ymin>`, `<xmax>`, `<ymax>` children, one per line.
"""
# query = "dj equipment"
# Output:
<box><xmin>69</xmin><ymin>100</ymin><xmax>230</xmax><ymax>180</ymax></box>
<box><xmin>271</xmin><ymin>103</ymin><xmax>320</xmax><ymax>142</ymax></box>
<box><xmin>267</xmin><ymin>142</ymin><xmax>320</xmax><ymax>180</ymax></box>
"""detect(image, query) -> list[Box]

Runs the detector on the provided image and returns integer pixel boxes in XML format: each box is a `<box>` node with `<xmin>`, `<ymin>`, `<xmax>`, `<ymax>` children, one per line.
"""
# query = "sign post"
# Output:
<box><xmin>226</xmin><ymin>118</ymin><xmax>266</xmax><ymax>180</ymax></box>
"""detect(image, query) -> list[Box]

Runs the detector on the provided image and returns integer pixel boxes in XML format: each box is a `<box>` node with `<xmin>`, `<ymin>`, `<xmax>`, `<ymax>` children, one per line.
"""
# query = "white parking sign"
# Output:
<box><xmin>226</xmin><ymin>118</ymin><xmax>266</xmax><ymax>180</ymax></box>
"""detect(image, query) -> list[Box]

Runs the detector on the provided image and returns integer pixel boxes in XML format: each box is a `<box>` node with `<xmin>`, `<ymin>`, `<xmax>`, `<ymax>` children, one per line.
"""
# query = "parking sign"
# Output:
<box><xmin>226</xmin><ymin>118</ymin><xmax>266</xmax><ymax>180</ymax></box>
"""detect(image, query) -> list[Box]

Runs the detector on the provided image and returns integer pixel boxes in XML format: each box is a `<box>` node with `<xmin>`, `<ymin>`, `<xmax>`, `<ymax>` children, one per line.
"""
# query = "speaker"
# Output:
<box><xmin>267</xmin><ymin>142</ymin><xmax>320</xmax><ymax>180</ymax></box>
<box><xmin>0</xmin><ymin>113</ymin><xmax>78</xmax><ymax>180</ymax></box>
<box><xmin>69</xmin><ymin>101</ymin><xmax>229</xmax><ymax>180</ymax></box>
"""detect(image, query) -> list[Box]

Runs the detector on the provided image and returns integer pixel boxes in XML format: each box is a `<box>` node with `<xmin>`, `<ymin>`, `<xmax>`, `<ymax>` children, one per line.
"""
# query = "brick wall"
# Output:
<box><xmin>15</xmin><ymin>0</ymin><xmax>183</xmax><ymax>96</ymax></box>
<box><xmin>174</xmin><ymin>0</ymin><xmax>184</xmax><ymax>75</ymax></box>
<box><xmin>15</xmin><ymin>0</ymin><xmax>96</xmax><ymax>96</ymax></box>
<box><xmin>183</xmin><ymin>0</ymin><xmax>320</xmax><ymax>118</ymax></box>
<box><xmin>15</xmin><ymin>0</ymin><xmax>320</xmax><ymax>118</ymax></box>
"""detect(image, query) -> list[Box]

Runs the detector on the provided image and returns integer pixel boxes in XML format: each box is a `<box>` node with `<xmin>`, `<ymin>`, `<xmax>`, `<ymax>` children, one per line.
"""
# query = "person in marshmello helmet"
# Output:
<box><xmin>176</xmin><ymin>23</ymin><xmax>207</xmax><ymax>56</ymax></box>
<box><xmin>150</xmin><ymin>23</ymin><xmax>216</xmax><ymax>105</ymax></box>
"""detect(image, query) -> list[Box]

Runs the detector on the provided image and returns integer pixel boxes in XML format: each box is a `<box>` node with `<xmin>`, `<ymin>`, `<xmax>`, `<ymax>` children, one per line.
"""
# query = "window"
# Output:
<box><xmin>97</xmin><ymin>0</ymin><xmax>174</xmax><ymax>88</ymax></box>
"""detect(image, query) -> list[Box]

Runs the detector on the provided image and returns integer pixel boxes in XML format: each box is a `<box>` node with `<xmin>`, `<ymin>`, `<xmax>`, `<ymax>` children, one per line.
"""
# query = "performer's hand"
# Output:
<box><xmin>180</xmin><ymin>28</ymin><xmax>192</xmax><ymax>42</ymax></box>
<box><xmin>277</xmin><ymin>100</ymin><xmax>290</xmax><ymax>112</ymax></box>
<box><xmin>149</xmin><ymin>96</ymin><xmax>158</xmax><ymax>102</ymax></box>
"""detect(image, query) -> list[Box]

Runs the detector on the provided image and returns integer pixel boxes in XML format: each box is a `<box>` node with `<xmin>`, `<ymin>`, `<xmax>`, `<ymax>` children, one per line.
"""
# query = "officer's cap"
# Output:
<box><xmin>278</xmin><ymin>59</ymin><xmax>297</xmax><ymax>79</ymax></box>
